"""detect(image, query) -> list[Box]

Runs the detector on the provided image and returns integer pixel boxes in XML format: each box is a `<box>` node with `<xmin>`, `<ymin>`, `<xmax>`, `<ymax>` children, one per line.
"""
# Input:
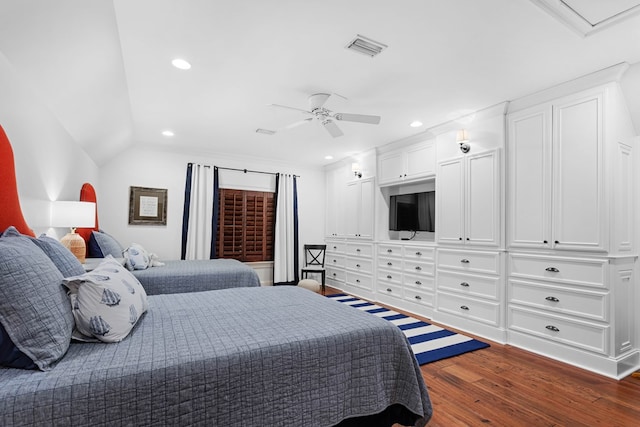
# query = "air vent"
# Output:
<box><xmin>255</xmin><ymin>128</ymin><xmax>275</xmax><ymax>135</ymax></box>
<box><xmin>345</xmin><ymin>34</ymin><xmax>387</xmax><ymax>57</ymax></box>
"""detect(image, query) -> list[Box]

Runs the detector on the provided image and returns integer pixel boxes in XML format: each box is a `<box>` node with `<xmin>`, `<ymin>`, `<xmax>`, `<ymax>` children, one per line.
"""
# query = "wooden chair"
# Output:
<box><xmin>301</xmin><ymin>244</ymin><xmax>327</xmax><ymax>294</ymax></box>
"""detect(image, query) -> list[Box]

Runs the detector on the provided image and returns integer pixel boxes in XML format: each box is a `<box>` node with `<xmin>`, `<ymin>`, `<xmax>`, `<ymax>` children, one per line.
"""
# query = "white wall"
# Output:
<box><xmin>0</xmin><ymin>52</ymin><xmax>99</xmax><ymax>237</ymax></box>
<box><xmin>99</xmin><ymin>147</ymin><xmax>325</xmax><ymax>261</ymax></box>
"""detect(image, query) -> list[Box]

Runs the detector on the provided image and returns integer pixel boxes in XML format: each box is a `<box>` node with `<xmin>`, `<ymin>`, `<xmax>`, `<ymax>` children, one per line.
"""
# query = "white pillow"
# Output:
<box><xmin>124</xmin><ymin>243</ymin><xmax>151</xmax><ymax>270</ymax></box>
<box><xmin>63</xmin><ymin>256</ymin><xmax>149</xmax><ymax>343</ymax></box>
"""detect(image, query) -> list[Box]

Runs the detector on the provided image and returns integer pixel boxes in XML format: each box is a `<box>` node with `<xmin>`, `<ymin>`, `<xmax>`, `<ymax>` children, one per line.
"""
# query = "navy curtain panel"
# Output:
<box><xmin>210</xmin><ymin>167</ymin><xmax>220</xmax><ymax>259</ymax></box>
<box><xmin>181</xmin><ymin>163</ymin><xmax>217</xmax><ymax>260</ymax></box>
<box><xmin>180</xmin><ymin>163</ymin><xmax>194</xmax><ymax>260</ymax></box>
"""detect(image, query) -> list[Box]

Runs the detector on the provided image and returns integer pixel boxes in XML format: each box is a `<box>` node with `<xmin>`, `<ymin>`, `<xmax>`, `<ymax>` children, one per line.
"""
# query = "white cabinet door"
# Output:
<box><xmin>378</xmin><ymin>151</ymin><xmax>404</xmax><ymax>185</ymax></box>
<box><xmin>507</xmin><ymin>106</ymin><xmax>552</xmax><ymax>249</ymax></box>
<box><xmin>466</xmin><ymin>150</ymin><xmax>500</xmax><ymax>246</ymax></box>
<box><xmin>345</xmin><ymin>178</ymin><xmax>374</xmax><ymax>239</ymax></box>
<box><xmin>405</xmin><ymin>142</ymin><xmax>436</xmax><ymax>181</ymax></box>
<box><xmin>325</xmin><ymin>167</ymin><xmax>346</xmax><ymax>238</ymax></box>
<box><xmin>436</xmin><ymin>157</ymin><xmax>464</xmax><ymax>244</ymax></box>
<box><xmin>553</xmin><ymin>92</ymin><xmax>604</xmax><ymax>251</ymax></box>
<box><xmin>358</xmin><ymin>178</ymin><xmax>375</xmax><ymax>239</ymax></box>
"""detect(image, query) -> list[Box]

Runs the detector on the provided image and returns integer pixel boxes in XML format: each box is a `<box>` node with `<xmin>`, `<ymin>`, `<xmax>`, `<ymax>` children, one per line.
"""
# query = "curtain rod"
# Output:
<box><xmin>188</xmin><ymin>163</ymin><xmax>300</xmax><ymax>178</ymax></box>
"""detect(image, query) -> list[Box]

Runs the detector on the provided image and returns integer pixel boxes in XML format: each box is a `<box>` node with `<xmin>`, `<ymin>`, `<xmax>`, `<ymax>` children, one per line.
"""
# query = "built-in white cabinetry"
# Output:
<box><xmin>377</xmin><ymin>140</ymin><xmax>436</xmax><ymax>187</ymax></box>
<box><xmin>344</xmin><ymin>178</ymin><xmax>374</xmax><ymax>239</ymax></box>
<box><xmin>325</xmin><ymin>167</ymin><xmax>346</xmax><ymax>238</ymax></box>
<box><xmin>436</xmin><ymin>149</ymin><xmax>501</xmax><ymax>247</ymax></box>
<box><xmin>435</xmin><ymin>248</ymin><xmax>506</xmax><ymax>342</ymax></box>
<box><xmin>507</xmin><ymin>253</ymin><xmax>636</xmax><ymax>378</ymax></box>
<box><xmin>376</xmin><ymin>242</ymin><xmax>436</xmax><ymax>318</ymax></box>
<box><xmin>326</xmin><ymin>240</ymin><xmax>375</xmax><ymax>300</ymax></box>
<box><xmin>325</xmin><ymin>240</ymin><xmax>346</xmax><ymax>290</ymax></box>
<box><xmin>507</xmin><ymin>85</ymin><xmax>634</xmax><ymax>253</ymax></box>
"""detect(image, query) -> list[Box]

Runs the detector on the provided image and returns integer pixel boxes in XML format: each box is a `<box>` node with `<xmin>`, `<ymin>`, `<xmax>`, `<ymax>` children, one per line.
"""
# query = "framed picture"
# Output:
<box><xmin>128</xmin><ymin>186</ymin><xmax>167</xmax><ymax>225</ymax></box>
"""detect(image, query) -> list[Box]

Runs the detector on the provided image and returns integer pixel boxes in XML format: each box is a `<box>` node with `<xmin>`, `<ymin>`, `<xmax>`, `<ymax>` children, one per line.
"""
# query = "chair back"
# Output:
<box><xmin>304</xmin><ymin>244</ymin><xmax>327</xmax><ymax>267</ymax></box>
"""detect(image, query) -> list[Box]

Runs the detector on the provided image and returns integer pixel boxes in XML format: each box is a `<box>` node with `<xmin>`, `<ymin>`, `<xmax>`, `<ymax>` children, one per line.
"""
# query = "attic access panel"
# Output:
<box><xmin>531</xmin><ymin>0</ymin><xmax>640</xmax><ymax>35</ymax></box>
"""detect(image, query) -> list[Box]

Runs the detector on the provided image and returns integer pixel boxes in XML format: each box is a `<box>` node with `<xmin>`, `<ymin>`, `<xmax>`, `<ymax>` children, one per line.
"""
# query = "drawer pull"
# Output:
<box><xmin>356</xmin><ymin>264</ymin><xmax>361</xmax><ymax>268</ymax></box>
<box><xmin>386</xmin><ymin>288</ymin><xmax>392</xmax><ymax>292</ymax></box>
<box><xmin>545</xmin><ymin>267</ymin><xmax>559</xmax><ymax>273</ymax></box>
<box><xmin>356</xmin><ymin>248</ymin><xmax>361</xmax><ymax>253</ymax></box>
<box><xmin>356</xmin><ymin>279</ymin><xmax>361</xmax><ymax>283</ymax></box>
<box><xmin>416</xmin><ymin>251</ymin><xmax>422</xmax><ymax>256</ymax></box>
<box><xmin>555</xmin><ymin>240</ymin><xmax>559</xmax><ymax>244</ymax></box>
<box><xmin>387</xmin><ymin>249</ymin><xmax>393</xmax><ymax>253</ymax></box>
<box><xmin>460</xmin><ymin>282</ymin><xmax>470</xmax><ymax>287</ymax></box>
<box><xmin>386</xmin><ymin>275</ymin><xmax>392</xmax><ymax>279</ymax></box>
<box><xmin>460</xmin><ymin>305</ymin><xmax>469</xmax><ymax>311</ymax></box>
<box><xmin>415</xmin><ymin>281</ymin><xmax>422</xmax><ymax>285</ymax></box>
<box><xmin>332</xmin><ymin>273</ymin><xmax>336</xmax><ymax>277</ymax></box>
<box><xmin>333</xmin><ymin>259</ymin><xmax>337</xmax><ymax>263</ymax></box>
<box><xmin>545</xmin><ymin>296</ymin><xmax>559</xmax><ymax>302</ymax></box>
<box><xmin>415</xmin><ymin>295</ymin><xmax>422</xmax><ymax>300</ymax></box>
<box><xmin>543</xmin><ymin>240</ymin><xmax>548</xmax><ymax>244</ymax></box>
<box><xmin>333</xmin><ymin>246</ymin><xmax>337</xmax><ymax>249</ymax></box>
<box><xmin>387</xmin><ymin>262</ymin><xmax>393</xmax><ymax>266</ymax></box>
<box><xmin>461</xmin><ymin>259</ymin><xmax>470</xmax><ymax>264</ymax></box>
<box><xmin>545</xmin><ymin>325</ymin><xmax>559</xmax><ymax>332</ymax></box>
<box><xmin>415</xmin><ymin>266</ymin><xmax>422</xmax><ymax>271</ymax></box>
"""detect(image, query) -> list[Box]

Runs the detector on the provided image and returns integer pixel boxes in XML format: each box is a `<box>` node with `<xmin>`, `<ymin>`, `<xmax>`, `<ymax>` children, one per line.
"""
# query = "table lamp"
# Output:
<box><xmin>50</xmin><ymin>201</ymin><xmax>96</xmax><ymax>263</ymax></box>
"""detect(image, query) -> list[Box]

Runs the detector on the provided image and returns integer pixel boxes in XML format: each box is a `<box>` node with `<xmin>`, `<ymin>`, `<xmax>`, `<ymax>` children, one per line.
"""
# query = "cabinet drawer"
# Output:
<box><xmin>438</xmin><ymin>249</ymin><xmax>501</xmax><ymax>275</ymax></box>
<box><xmin>345</xmin><ymin>257</ymin><xmax>373</xmax><ymax>273</ymax></box>
<box><xmin>346</xmin><ymin>243</ymin><xmax>373</xmax><ymax>257</ymax></box>
<box><xmin>326</xmin><ymin>241</ymin><xmax>346</xmax><ymax>254</ymax></box>
<box><xmin>404</xmin><ymin>247</ymin><xmax>435</xmax><ymax>261</ymax></box>
<box><xmin>346</xmin><ymin>271</ymin><xmax>373</xmax><ymax>291</ymax></box>
<box><xmin>326</xmin><ymin>254</ymin><xmax>344</xmax><ymax>268</ymax></box>
<box><xmin>326</xmin><ymin>267</ymin><xmax>345</xmax><ymax>282</ymax></box>
<box><xmin>509</xmin><ymin>280</ymin><xmax>607</xmax><ymax>321</ymax></box>
<box><xmin>509</xmin><ymin>254</ymin><xmax>607</xmax><ymax>289</ymax></box>
<box><xmin>404</xmin><ymin>259</ymin><xmax>434</xmax><ymax>277</ymax></box>
<box><xmin>509</xmin><ymin>306</ymin><xmax>608</xmax><ymax>354</ymax></box>
<box><xmin>378</xmin><ymin>244</ymin><xmax>403</xmax><ymax>258</ymax></box>
<box><xmin>404</xmin><ymin>273</ymin><xmax>434</xmax><ymax>291</ymax></box>
<box><xmin>378</xmin><ymin>256</ymin><xmax>403</xmax><ymax>272</ymax></box>
<box><xmin>377</xmin><ymin>268</ymin><xmax>403</xmax><ymax>286</ymax></box>
<box><xmin>378</xmin><ymin>282</ymin><xmax>403</xmax><ymax>299</ymax></box>
<box><xmin>438</xmin><ymin>271</ymin><xmax>501</xmax><ymax>300</ymax></box>
<box><xmin>437</xmin><ymin>292</ymin><xmax>501</xmax><ymax>326</ymax></box>
<box><xmin>404</xmin><ymin>288</ymin><xmax>434</xmax><ymax>308</ymax></box>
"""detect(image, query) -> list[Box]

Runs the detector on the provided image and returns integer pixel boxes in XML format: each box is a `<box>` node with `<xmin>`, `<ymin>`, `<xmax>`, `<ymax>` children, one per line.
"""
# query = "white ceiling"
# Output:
<box><xmin>1</xmin><ymin>0</ymin><xmax>639</xmax><ymax>167</ymax></box>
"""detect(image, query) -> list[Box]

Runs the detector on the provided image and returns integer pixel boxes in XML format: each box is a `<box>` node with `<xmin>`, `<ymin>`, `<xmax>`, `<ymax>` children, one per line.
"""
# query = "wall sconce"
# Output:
<box><xmin>456</xmin><ymin>129</ymin><xmax>470</xmax><ymax>153</ymax></box>
<box><xmin>352</xmin><ymin>162</ymin><xmax>362</xmax><ymax>178</ymax></box>
<box><xmin>50</xmin><ymin>201</ymin><xmax>96</xmax><ymax>263</ymax></box>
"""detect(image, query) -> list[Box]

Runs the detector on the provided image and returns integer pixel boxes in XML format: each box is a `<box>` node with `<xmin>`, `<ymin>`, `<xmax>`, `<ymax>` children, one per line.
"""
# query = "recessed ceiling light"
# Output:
<box><xmin>162</xmin><ymin>130</ymin><xmax>175</xmax><ymax>137</ymax></box>
<box><xmin>410</xmin><ymin>121</ymin><xmax>423</xmax><ymax>128</ymax></box>
<box><xmin>171</xmin><ymin>58</ymin><xmax>191</xmax><ymax>70</ymax></box>
<box><xmin>324</xmin><ymin>155</ymin><xmax>334</xmax><ymax>160</ymax></box>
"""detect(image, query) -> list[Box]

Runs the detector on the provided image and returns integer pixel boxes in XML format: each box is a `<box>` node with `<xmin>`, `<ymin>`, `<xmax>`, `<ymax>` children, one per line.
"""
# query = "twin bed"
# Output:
<box><xmin>0</xmin><ymin>126</ymin><xmax>433</xmax><ymax>426</ymax></box>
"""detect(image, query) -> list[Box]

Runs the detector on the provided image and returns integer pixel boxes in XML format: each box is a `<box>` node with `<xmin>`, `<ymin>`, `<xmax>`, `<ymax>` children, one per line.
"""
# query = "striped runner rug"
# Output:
<box><xmin>326</xmin><ymin>293</ymin><xmax>489</xmax><ymax>365</ymax></box>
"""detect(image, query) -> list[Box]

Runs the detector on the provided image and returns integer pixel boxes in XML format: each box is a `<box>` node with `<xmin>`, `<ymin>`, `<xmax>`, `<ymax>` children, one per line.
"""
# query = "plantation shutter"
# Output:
<box><xmin>217</xmin><ymin>188</ymin><xmax>274</xmax><ymax>262</ymax></box>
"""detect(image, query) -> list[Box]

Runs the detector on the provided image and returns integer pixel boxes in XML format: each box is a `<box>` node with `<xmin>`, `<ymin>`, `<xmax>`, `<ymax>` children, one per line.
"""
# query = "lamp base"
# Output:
<box><xmin>61</xmin><ymin>232</ymin><xmax>87</xmax><ymax>263</ymax></box>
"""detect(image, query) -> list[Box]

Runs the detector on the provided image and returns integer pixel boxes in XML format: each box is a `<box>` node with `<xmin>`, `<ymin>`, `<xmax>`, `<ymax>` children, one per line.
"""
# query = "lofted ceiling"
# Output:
<box><xmin>1</xmin><ymin>0</ymin><xmax>639</xmax><ymax>167</ymax></box>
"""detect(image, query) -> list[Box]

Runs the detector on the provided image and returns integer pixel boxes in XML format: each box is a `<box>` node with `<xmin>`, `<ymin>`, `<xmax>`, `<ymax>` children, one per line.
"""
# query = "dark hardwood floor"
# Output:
<box><xmin>324</xmin><ymin>287</ymin><xmax>640</xmax><ymax>426</ymax></box>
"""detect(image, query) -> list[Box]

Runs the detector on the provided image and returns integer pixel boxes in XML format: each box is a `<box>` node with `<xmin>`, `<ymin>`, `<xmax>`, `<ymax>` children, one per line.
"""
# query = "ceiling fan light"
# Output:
<box><xmin>255</xmin><ymin>128</ymin><xmax>276</xmax><ymax>135</ymax></box>
<box><xmin>345</xmin><ymin>35</ymin><xmax>388</xmax><ymax>57</ymax></box>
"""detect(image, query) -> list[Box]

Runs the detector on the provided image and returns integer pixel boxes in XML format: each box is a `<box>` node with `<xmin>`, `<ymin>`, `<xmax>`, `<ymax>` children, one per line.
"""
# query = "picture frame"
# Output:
<box><xmin>128</xmin><ymin>186</ymin><xmax>167</xmax><ymax>225</ymax></box>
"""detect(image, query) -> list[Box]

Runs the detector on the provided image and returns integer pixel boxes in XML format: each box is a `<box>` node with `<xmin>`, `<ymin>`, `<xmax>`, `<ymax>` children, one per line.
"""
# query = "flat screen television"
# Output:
<box><xmin>389</xmin><ymin>191</ymin><xmax>435</xmax><ymax>232</ymax></box>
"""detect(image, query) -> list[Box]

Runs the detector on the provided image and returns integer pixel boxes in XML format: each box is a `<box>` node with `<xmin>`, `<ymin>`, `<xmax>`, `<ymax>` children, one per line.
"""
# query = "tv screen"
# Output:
<box><xmin>389</xmin><ymin>191</ymin><xmax>435</xmax><ymax>232</ymax></box>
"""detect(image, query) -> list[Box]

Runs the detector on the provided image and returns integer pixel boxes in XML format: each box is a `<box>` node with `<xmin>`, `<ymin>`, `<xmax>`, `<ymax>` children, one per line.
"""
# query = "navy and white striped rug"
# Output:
<box><xmin>327</xmin><ymin>293</ymin><xmax>489</xmax><ymax>365</ymax></box>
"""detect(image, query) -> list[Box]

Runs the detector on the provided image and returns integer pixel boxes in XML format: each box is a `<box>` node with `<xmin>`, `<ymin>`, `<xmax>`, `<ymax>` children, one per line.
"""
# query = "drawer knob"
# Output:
<box><xmin>332</xmin><ymin>273</ymin><xmax>336</xmax><ymax>277</ymax></box>
<box><xmin>461</xmin><ymin>259</ymin><xmax>470</xmax><ymax>264</ymax></box>
<box><xmin>386</xmin><ymin>275</ymin><xmax>392</xmax><ymax>279</ymax></box>
<box><xmin>356</xmin><ymin>279</ymin><xmax>361</xmax><ymax>283</ymax></box>
<box><xmin>386</xmin><ymin>288</ymin><xmax>392</xmax><ymax>292</ymax></box>
<box><xmin>545</xmin><ymin>296</ymin><xmax>559</xmax><ymax>302</ymax></box>
<box><xmin>460</xmin><ymin>305</ymin><xmax>470</xmax><ymax>311</ymax></box>
<box><xmin>356</xmin><ymin>264</ymin><xmax>361</xmax><ymax>268</ymax></box>
<box><xmin>387</xmin><ymin>249</ymin><xmax>393</xmax><ymax>253</ymax></box>
<box><xmin>333</xmin><ymin>246</ymin><xmax>337</xmax><ymax>249</ymax></box>
<box><xmin>545</xmin><ymin>325</ymin><xmax>560</xmax><ymax>332</ymax></box>
<box><xmin>545</xmin><ymin>267</ymin><xmax>559</xmax><ymax>273</ymax></box>
<box><xmin>415</xmin><ymin>266</ymin><xmax>422</xmax><ymax>271</ymax></box>
<box><xmin>460</xmin><ymin>282</ymin><xmax>470</xmax><ymax>287</ymax></box>
<box><xmin>333</xmin><ymin>259</ymin><xmax>337</xmax><ymax>263</ymax></box>
<box><xmin>415</xmin><ymin>281</ymin><xmax>422</xmax><ymax>285</ymax></box>
<box><xmin>543</xmin><ymin>240</ymin><xmax>548</xmax><ymax>244</ymax></box>
<box><xmin>416</xmin><ymin>252</ymin><xmax>422</xmax><ymax>256</ymax></box>
<box><xmin>415</xmin><ymin>295</ymin><xmax>422</xmax><ymax>300</ymax></box>
<box><xmin>555</xmin><ymin>240</ymin><xmax>559</xmax><ymax>244</ymax></box>
<box><xmin>387</xmin><ymin>262</ymin><xmax>393</xmax><ymax>266</ymax></box>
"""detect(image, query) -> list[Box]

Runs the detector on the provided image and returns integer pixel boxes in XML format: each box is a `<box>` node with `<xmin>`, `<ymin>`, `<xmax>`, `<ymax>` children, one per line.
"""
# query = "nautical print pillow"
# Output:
<box><xmin>63</xmin><ymin>256</ymin><xmax>148</xmax><ymax>343</ymax></box>
<box><xmin>123</xmin><ymin>242</ymin><xmax>150</xmax><ymax>270</ymax></box>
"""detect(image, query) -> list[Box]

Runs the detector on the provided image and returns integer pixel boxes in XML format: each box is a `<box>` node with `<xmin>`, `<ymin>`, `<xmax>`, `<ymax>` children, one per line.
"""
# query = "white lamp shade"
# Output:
<box><xmin>351</xmin><ymin>162</ymin><xmax>361</xmax><ymax>173</ymax></box>
<box><xmin>50</xmin><ymin>201</ymin><xmax>96</xmax><ymax>228</ymax></box>
<box><xmin>456</xmin><ymin>129</ymin><xmax>469</xmax><ymax>143</ymax></box>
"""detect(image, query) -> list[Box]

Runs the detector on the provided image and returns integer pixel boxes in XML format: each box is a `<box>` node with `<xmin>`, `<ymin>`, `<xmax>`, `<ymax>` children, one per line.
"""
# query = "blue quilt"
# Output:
<box><xmin>0</xmin><ymin>287</ymin><xmax>432</xmax><ymax>426</ymax></box>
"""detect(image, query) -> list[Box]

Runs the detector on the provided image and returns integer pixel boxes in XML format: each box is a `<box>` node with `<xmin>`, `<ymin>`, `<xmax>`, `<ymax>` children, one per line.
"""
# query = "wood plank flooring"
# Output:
<box><xmin>324</xmin><ymin>287</ymin><xmax>640</xmax><ymax>426</ymax></box>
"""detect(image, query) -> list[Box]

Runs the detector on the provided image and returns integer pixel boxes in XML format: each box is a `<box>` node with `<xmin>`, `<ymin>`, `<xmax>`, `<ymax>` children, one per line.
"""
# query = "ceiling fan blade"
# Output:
<box><xmin>270</xmin><ymin>104</ymin><xmax>312</xmax><ymax>115</ymax></box>
<box><xmin>322</xmin><ymin>120</ymin><xmax>343</xmax><ymax>138</ymax></box>
<box><xmin>334</xmin><ymin>112</ymin><xmax>381</xmax><ymax>125</ymax></box>
<box><xmin>281</xmin><ymin>117</ymin><xmax>313</xmax><ymax>130</ymax></box>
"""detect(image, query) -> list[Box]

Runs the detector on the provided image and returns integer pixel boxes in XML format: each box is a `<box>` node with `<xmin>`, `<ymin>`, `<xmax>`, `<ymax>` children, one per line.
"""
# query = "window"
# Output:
<box><xmin>216</xmin><ymin>188</ymin><xmax>275</xmax><ymax>262</ymax></box>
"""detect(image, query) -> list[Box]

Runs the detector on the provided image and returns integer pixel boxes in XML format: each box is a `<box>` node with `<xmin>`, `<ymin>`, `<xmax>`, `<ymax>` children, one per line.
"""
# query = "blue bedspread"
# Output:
<box><xmin>132</xmin><ymin>258</ymin><xmax>261</xmax><ymax>295</ymax></box>
<box><xmin>0</xmin><ymin>287</ymin><xmax>432</xmax><ymax>426</ymax></box>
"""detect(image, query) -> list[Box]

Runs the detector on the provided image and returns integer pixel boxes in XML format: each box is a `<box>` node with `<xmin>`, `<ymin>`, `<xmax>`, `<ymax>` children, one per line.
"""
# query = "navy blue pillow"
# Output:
<box><xmin>0</xmin><ymin>322</ymin><xmax>36</xmax><ymax>369</ymax></box>
<box><xmin>88</xmin><ymin>230</ymin><xmax>124</xmax><ymax>258</ymax></box>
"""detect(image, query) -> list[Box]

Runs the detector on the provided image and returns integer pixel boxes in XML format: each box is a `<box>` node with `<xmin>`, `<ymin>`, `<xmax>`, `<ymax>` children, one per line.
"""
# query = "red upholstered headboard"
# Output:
<box><xmin>0</xmin><ymin>125</ymin><xmax>35</xmax><ymax>236</ymax></box>
<box><xmin>77</xmin><ymin>182</ymin><xmax>100</xmax><ymax>253</ymax></box>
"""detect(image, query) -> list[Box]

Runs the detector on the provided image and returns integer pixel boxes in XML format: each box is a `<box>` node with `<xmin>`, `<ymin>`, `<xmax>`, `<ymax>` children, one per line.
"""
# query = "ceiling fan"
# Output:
<box><xmin>259</xmin><ymin>93</ymin><xmax>381</xmax><ymax>138</ymax></box>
